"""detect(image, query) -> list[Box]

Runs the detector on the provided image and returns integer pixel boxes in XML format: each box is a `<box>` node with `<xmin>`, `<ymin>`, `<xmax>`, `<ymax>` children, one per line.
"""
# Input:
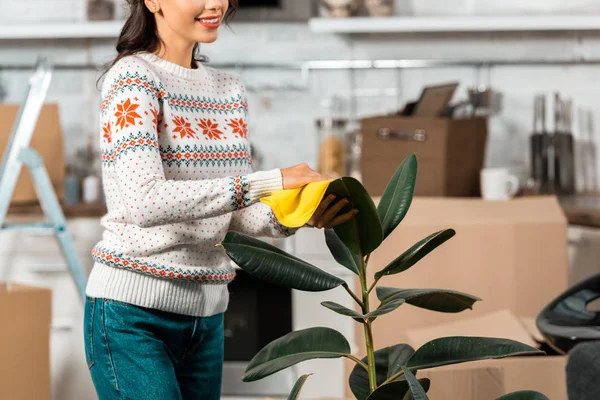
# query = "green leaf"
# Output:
<box><xmin>321</xmin><ymin>301</ymin><xmax>365</xmax><ymax>322</ymax></box>
<box><xmin>222</xmin><ymin>232</ymin><xmax>344</xmax><ymax>292</ymax></box>
<box><xmin>376</xmin><ymin>287</ymin><xmax>481</xmax><ymax>313</ymax></box>
<box><xmin>366</xmin><ymin>378</ymin><xmax>431</xmax><ymax>400</ymax></box>
<box><xmin>402</xmin><ymin>367</ymin><xmax>429</xmax><ymax>400</ymax></box>
<box><xmin>387</xmin><ymin>344</ymin><xmax>415</xmax><ymax>378</ymax></box>
<box><xmin>243</xmin><ymin>327</ymin><xmax>350</xmax><ymax>382</ymax></box>
<box><xmin>407</xmin><ymin>337</ymin><xmax>543</xmax><ymax>371</ymax></box>
<box><xmin>325</xmin><ymin>228</ymin><xmax>360</xmax><ymax>274</ymax></box>
<box><xmin>401</xmin><ymin>380</ymin><xmax>431</xmax><ymax>400</ymax></box>
<box><xmin>322</xmin><ymin>297</ymin><xmax>407</xmax><ymax>322</ymax></box>
<box><xmin>377</xmin><ymin>153</ymin><xmax>417</xmax><ymax>239</ymax></box>
<box><xmin>497</xmin><ymin>391</ymin><xmax>550</xmax><ymax>400</ymax></box>
<box><xmin>288</xmin><ymin>374</ymin><xmax>312</xmax><ymax>400</ymax></box>
<box><xmin>365</xmin><ymin>296</ymin><xmax>406</xmax><ymax>320</ymax></box>
<box><xmin>349</xmin><ymin>345</ymin><xmax>415</xmax><ymax>400</ymax></box>
<box><xmin>374</xmin><ymin>229</ymin><xmax>456</xmax><ymax>280</ymax></box>
<box><xmin>325</xmin><ymin>177</ymin><xmax>383</xmax><ymax>256</ymax></box>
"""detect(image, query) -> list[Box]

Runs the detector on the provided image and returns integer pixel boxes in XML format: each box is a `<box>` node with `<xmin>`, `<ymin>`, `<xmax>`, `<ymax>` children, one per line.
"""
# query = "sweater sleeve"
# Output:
<box><xmin>101</xmin><ymin>59</ymin><xmax>282</xmax><ymax>228</ymax></box>
<box><xmin>229</xmin><ymin>202</ymin><xmax>299</xmax><ymax>238</ymax></box>
<box><xmin>227</xmin><ymin>83</ymin><xmax>299</xmax><ymax>239</ymax></box>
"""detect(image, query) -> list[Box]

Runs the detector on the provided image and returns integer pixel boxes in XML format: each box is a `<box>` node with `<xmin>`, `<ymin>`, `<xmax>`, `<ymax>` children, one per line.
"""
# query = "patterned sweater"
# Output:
<box><xmin>86</xmin><ymin>52</ymin><xmax>296</xmax><ymax>317</ymax></box>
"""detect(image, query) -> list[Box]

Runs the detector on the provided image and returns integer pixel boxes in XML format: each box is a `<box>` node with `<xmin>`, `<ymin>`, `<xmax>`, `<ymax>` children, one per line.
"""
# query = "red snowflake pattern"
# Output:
<box><xmin>227</xmin><ymin>118</ymin><xmax>247</xmax><ymax>138</ymax></box>
<box><xmin>114</xmin><ymin>98</ymin><xmax>141</xmax><ymax>130</ymax></box>
<box><xmin>198</xmin><ymin>118</ymin><xmax>224</xmax><ymax>140</ymax></box>
<box><xmin>102</xmin><ymin>122</ymin><xmax>112</xmax><ymax>143</ymax></box>
<box><xmin>172</xmin><ymin>116</ymin><xmax>197</xmax><ymax>139</ymax></box>
<box><xmin>150</xmin><ymin>104</ymin><xmax>158</xmax><ymax>131</ymax></box>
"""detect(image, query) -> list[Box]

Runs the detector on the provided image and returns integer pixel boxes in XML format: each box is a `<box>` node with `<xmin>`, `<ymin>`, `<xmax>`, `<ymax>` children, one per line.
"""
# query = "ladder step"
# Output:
<box><xmin>2</xmin><ymin>222</ymin><xmax>55</xmax><ymax>231</ymax></box>
<box><xmin>30</xmin><ymin>264</ymin><xmax>69</xmax><ymax>274</ymax></box>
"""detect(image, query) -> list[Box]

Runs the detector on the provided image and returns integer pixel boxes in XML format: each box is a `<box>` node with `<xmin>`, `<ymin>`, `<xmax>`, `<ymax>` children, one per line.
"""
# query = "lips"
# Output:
<box><xmin>195</xmin><ymin>16</ymin><xmax>221</xmax><ymax>29</ymax></box>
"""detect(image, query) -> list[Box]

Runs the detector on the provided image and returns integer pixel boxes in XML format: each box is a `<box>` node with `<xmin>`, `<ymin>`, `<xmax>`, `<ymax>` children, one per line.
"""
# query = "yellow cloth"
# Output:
<box><xmin>260</xmin><ymin>180</ymin><xmax>333</xmax><ymax>228</ymax></box>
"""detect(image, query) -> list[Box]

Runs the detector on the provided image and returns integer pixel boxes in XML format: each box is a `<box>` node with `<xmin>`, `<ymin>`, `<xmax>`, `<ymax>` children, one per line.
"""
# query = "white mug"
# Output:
<box><xmin>480</xmin><ymin>168</ymin><xmax>519</xmax><ymax>201</ymax></box>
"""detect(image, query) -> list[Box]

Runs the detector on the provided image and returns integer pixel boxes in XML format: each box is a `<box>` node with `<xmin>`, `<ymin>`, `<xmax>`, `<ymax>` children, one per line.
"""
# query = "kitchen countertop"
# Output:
<box><xmin>3</xmin><ymin>196</ymin><xmax>599</xmax><ymax>227</ymax></box>
<box><xmin>6</xmin><ymin>202</ymin><xmax>107</xmax><ymax>220</ymax></box>
<box><xmin>559</xmin><ymin>194</ymin><xmax>600</xmax><ymax>228</ymax></box>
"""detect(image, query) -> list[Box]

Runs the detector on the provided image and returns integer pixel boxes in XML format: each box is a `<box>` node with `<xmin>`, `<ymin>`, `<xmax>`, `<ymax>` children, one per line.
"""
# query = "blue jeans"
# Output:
<box><xmin>84</xmin><ymin>297</ymin><xmax>224</xmax><ymax>400</ymax></box>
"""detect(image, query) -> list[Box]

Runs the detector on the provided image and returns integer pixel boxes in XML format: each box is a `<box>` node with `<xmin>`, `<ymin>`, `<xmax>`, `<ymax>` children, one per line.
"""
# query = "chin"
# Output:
<box><xmin>204</xmin><ymin>35</ymin><xmax>219</xmax><ymax>43</ymax></box>
<box><xmin>194</xmin><ymin>33</ymin><xmax>219</xmax><ymax>44</ymax></box>
<box><xmin>192</xmin><ymin>29</ymin><xmax>219</xmax><ymax>43</ymax></box>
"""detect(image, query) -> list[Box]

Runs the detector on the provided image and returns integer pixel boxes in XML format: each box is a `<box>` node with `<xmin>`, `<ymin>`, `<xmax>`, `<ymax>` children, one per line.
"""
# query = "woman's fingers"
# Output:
<box><xmin>317</xmin><ymin>198</ymin><xmax>350</xmax><ymax>229</ymax></box>
<box><xmin>309</xmin><ymin>194</ymin><xmax>337</xmax><ymax>227</ymax></box>
<box><xmin>324</xmin><ymin>209</ymin><xmax>358</xmax><ymax>229</ymax></box>
<box><xmin>281</xmin><ymin>163</ymin><xmax>328</xmax><ymax>189</ymax></box>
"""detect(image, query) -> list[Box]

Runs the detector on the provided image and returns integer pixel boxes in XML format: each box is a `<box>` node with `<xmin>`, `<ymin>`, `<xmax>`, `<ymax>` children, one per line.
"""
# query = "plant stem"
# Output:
<box><xmin>367</xmin><ymin>278</ymin><xmax>380</xmax><ymax>295</ymax></box>
<box><xmin>343</xmin><ymin>283</ymin><xmax>363</xmax><ymax>308</ymax></box>
<box><xmin>381</xmin><ymin>369</ymin><xmax>406</xmax><ymax>386</ymax></box>
<box><xmin>344</xmin><ymin>355</ymin><xmax>369</xmax><ymax>371</ymax></box>
<box><xmin>363</xmin><ymin>322</ymin><xmax>377</xmax><ymax>392</ymax></box>
<box><xmin>360</xmin><ymin>254</ymin><xmax>377</xmax><ymax>393</ymax></box>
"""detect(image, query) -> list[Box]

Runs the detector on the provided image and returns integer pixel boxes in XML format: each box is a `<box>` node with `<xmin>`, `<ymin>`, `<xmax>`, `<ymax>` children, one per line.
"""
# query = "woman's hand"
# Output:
<box><xmin>280</xmin><ymin>163</ymin><xmax>357</xmax><ymax>229</ymax></box>
<box><xmin>308</xmin><ymin>194</ymin><xmax>358</xmax><ymax>230</ymax></box>
<box><xmin>281</xmin><ymin>163</ymin><xmax>326</xmax><ymax>189</ymax></box>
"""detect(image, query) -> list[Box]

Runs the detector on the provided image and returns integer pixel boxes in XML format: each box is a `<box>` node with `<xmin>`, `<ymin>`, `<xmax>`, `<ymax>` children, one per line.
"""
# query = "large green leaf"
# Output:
<box><xmin>374</xmin><ymin>229</ymin><xmax>456</xmax><ymax>280</ymax></box>
<box><xmin>387</xmin><ymin>344</ymin><xmax>415</xmax><ymax>378</ymax></box>
<box><xmin>407</xmin><ymin>337</ymin><xmax>543</xmax><ymax>371</ymax></box>
<box><xmin>366</xmin><ymin>378</ymin><xmax>431</xmax><ymax>400</ymax></box>
<box><xmin>377</xmin><ymin>153</ymin><xmax>417</xmax><ymax>239</ymax></box>
<box><xmin>497</xmin><ymin>391</ymin><xmax>550</xmax><ymax>400</ymax></box>
<box><xmin>321</xmin><ymin>301</ymin><xmax>365</xmax><ymax>322</ymax></box>
<box><xmin>325</xmin><ymin>228</ymin><xmax>360</xmax><ymax>274</ymax></box>
<box><xmin>366</xmin><ymin>296</ymin><xmax>406</xmax><ymax>320</ymax></box>
<box><xmin>349</xmin><ymin>344</ymin><xmax>415</xmax><ymax>400</ymax></box>
<box><xmin>322</xmin><ymin>297</ymin><xmax>407</xmax><ymax>322</ymax></box>
<box><xmin>325</xmin><ymin>177</ymin><xmax>383</xmax><ymax>256</ymax></box>
<box><xmin>288</xmin><ymin>374</ymin><xmax>312</xmax><ymax>400</ymax></box>
<box><xmin>243</xmin><ymin>327</ymin><xmax>351</xmax><ymax>382</ymax></box>
<box><xmin>376</xmin><ymin>287</ymin><xmax>481</xmax><ymax>313</ymax></box>
<box><xmin>402</xmin><ymin>367</ymin><xmax>429</xmax><ymax>400</ymax></box>
<box><xmin>222</xmin><ymin>232</ymin><xmax>344</xmax><ymax>292</ymax></box>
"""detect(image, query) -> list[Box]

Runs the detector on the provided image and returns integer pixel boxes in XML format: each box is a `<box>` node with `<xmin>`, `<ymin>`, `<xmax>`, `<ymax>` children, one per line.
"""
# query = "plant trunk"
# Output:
<box><xmin>360</xmin><ymin>257</ymin><xmax>377</xmax><ymax>393</ymax></box>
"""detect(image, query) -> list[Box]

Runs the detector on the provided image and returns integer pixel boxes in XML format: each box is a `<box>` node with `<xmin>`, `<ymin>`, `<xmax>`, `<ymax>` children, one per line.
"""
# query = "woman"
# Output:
<box><xmin>84</xmin><ymin>0</ymin><xmax>357</xmax><ymax>399</ymax></box>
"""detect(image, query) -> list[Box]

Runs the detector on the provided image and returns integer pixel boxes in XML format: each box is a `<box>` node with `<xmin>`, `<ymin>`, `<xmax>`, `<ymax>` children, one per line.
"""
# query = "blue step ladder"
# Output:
<box><xmin>0</xmin><ymin>59</ymin><xmax>87</xmax><ymax>299</ymax></box>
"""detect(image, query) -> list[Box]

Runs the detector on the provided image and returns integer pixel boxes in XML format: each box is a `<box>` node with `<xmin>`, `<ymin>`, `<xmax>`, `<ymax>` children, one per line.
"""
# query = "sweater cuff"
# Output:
<box><xmin>247</xmin><ymin>169</ymin><xmax>283</xmax><ymax>201</ymax></box>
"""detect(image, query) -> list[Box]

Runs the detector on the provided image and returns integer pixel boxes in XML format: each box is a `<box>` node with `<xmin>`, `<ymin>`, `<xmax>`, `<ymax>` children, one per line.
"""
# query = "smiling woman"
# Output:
<box><xmin>84</xmin><ymin>1</ymin><xmax>358</xmax><ymax>400</ymax></box>
<box><xmin>100</xmin><ymin>0</ymin><xmax>238</xmax><ymax>77</ymax></box>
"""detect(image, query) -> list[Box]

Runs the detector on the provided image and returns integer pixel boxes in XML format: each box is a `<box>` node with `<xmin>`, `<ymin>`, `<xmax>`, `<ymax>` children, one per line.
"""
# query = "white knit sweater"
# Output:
<box><xmin>86</xmin><ymin>52</ymin><xmax>296</xmax><ymax>317</ymax></box>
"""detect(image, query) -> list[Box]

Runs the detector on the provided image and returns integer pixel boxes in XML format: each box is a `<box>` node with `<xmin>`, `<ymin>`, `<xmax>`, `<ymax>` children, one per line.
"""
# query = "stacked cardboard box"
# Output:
<box><xmin>348</xmin><ymin>196</ymin><xmax>568</xmax><ymax>399</ymax></box>
<box><xmin>0</xmin><ymin>283</ymin><xmax>52</xmax><ymax>400</ymax></box>
<box><xmin>0</xmin><ymin>104</ymin><xmax>65</xmax><ymax>205</ymax></box>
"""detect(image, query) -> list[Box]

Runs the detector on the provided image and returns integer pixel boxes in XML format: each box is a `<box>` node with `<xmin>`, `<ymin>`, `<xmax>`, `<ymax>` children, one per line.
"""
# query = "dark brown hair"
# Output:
<box><xmin>99</xmin><ymin>0</ymin><xmax>238</xmax><ymax>82</ymax></box>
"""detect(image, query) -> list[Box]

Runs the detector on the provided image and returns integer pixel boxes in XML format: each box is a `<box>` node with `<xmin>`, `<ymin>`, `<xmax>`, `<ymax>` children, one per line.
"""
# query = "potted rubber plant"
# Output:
<box><xmin>221</xmin><ymin>154</ymin><xmax>548</xmax><ymax>400</ymax></box>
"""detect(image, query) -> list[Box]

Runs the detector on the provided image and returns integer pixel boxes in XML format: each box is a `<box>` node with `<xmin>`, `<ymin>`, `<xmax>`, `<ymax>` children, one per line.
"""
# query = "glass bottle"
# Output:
<box><xmin>316</xmin><ymin>97</ymin><xmax>348</xmax><ymax>179</ymax></box>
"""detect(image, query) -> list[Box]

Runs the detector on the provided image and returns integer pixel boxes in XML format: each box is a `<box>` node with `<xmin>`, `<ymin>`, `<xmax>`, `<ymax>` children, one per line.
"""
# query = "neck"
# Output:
<box><xmin>154</xmin><ymin>20</ymin><xmax>196</xmax><ymax>69</ymax></box>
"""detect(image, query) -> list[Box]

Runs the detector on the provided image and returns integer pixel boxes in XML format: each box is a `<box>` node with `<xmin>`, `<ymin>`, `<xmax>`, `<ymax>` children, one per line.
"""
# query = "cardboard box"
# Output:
<box><xmin>418</xmin><ymin>357</ymin><xmax>567</xmax><ymax>400</ymax></box>
<box><xmin>0</xmin><ymin>104</ymin><xmax>65</xmax><ymax>204</ymax></box>
<box><xmin>347</xmin><ymin>310</ymin><xmax>567</xmax><ymax>400</ymax></box>
<box><xmin>347</xmin><ymin>196</ymin><xmax>568</xmax><ymax>398</ymax></box>
<box><xmin>405</xmin><ymin>310</ymin><xmax>567</xmax><ymax>399</ymax></box>
<box><xmin>360</xmin><ymin>116</ymin><xmax>488</xmax><ymax>197</ymax></box>
<box><xmin>0</xmin><ymin>283</ymin><xmax>52</xmax><ymax>399</ymax></box>
<box><xmin>358</xmin><ymin>196</ymin><xmax>568</xmax><ymax>347</ymax></box>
